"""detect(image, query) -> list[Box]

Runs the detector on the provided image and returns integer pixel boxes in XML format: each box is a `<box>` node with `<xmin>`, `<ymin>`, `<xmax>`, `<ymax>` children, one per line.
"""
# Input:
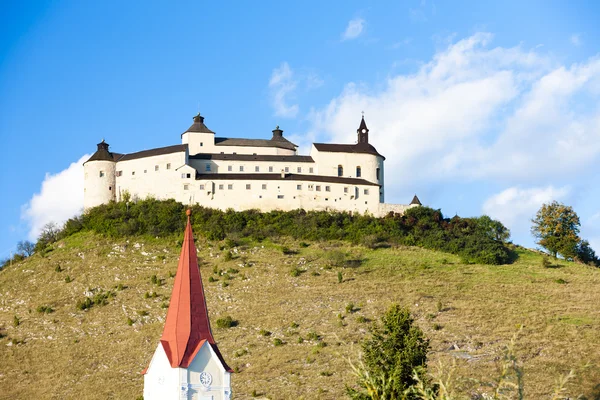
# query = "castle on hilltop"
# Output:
<box><xmin>83</xmin><ymin>114</ymin><xmax>421</xmax><ymax>216</ymax></box>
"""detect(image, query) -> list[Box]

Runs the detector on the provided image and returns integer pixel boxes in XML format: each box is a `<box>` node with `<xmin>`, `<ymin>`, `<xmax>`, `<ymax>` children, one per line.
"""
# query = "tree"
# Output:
<box><xmin>35</xmin><ymin>222</ymin><xmax>60</xmax><ymax>252</ymax></box>
<box><xmin>16</xmin><ymin>240</ymin><xmax>35</xmax><ymax>257</ymax></box>
<box><xmin>347</xmin><ymin>305</ymin><xmax>429</xmax><ymax>400</ymax></box>
<box><xmin>576</xmin><ymin>240</ymin><xmax>600</xmax><ymax>267</ymax></box>
<box><xmin>531</xmin><ymin>201</ymin><xmax>581</xmax><ymax>259</ymax></box>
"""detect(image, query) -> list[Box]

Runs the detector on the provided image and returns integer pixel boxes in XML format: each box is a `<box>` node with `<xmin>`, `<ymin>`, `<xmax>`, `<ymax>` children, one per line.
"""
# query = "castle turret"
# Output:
<box><xmin>181</xmin><ymin>113</ymin><xmax>216</xmax><ymax>155</ymax></box>
<box><xmin>83</xmin><ymin>140</ymin><xmax>117</xmax><ymax>210</ymax></box>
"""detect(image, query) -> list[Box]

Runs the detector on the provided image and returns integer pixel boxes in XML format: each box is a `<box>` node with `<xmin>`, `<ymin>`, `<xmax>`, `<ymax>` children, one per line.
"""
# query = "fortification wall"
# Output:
<box><xmin>375</xmin><ymin>203</ymin><xmax>418</xmax><ymax>217</ymax></box>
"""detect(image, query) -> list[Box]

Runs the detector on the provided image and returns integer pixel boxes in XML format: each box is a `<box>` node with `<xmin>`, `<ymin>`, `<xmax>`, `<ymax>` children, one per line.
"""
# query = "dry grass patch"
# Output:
<box><xmin>0</xmin><ymin>233</ymin><xmax>598</xmax><ymax>399</ymax></box>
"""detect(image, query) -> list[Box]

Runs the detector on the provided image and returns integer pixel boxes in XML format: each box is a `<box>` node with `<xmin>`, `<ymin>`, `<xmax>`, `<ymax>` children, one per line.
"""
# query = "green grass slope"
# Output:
<box><xmin>0</xmin><ymin>232</ymin><xmax>599</xmax><ymax>399</ymax></box>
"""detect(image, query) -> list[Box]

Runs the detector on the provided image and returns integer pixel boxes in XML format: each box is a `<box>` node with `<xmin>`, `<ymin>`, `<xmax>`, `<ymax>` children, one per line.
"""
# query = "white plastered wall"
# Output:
<box><xmin>187</xmin><ymin>342</ymin><xmax>231</xmax><ymax>400</ymax></box>
<box><xmin>114</xmin><ymin>151</ymin><xmax>187</xmax><ymax>202</ymax></box>
<box><xmin>143</xmin><ymin>344</ymin><xmax>181</xmax><ymax>400</ymax></box>
<box><xmin>186</xmin><ymin>177</ymin><xmax>380</xmax><ymax>215</ymax></box>
<box><xmin>188</xmin><ymin>159</ymin><xmax>316</xmax><ymax>175</ymax></box>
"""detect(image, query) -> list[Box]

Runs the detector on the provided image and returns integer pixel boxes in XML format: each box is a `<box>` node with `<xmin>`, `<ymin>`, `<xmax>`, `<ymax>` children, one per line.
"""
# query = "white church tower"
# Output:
<box><xmin>143</xmin><ymin>210</ymin><xmax>232</xmax><ymax>400</ymax></box>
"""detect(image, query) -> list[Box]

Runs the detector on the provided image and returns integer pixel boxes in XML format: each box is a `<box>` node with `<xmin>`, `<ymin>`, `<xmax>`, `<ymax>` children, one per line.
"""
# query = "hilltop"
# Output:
<box><xmin>1</xmin><ymin>226</ymin><xmax>599</xmax><ymax>399</ymax></box>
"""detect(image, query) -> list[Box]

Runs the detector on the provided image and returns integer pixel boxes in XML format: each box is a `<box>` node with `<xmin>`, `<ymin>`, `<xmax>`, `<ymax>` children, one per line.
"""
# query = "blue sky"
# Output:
<box><xmin>1</xmin><ymin>0</ymin><xmax>600</xmax><ymax>259</ymax></box>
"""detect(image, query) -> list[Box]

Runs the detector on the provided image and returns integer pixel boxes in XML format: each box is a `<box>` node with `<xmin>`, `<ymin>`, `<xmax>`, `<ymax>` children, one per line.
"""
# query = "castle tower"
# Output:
<box><xmin>83</xmin><ymin>140</ymin><xmax>117</xmax><ymax>210</ymax></box>
<box><xmin>181</xmin><ymin>113</ymin><xmax>216</xmax><ymax>155</ymax></box>
<box><xmin>143</xmin><ymin>210</ymin><xmax>232</xmax><ymax>400</ymax></box>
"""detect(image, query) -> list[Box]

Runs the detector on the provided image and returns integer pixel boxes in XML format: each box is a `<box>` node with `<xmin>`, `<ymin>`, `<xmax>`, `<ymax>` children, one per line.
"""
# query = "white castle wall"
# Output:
<box><xmin>84</xmin><ymin>160</ymin><xmax>116</xmax><ymax>209</ymax></box>
<box><xmin>188</xmin><ymin>158</ymin><xmax>317</xmax><ymax>175</ymax></box>
<box><xmin>114</xmin><ymin>151</ymin><xmax>187</xmax><ymax>202</ymax></box>
<box><xmin>186</xmin><ymin>176</ymin><xmax>380</xmax><ymax>214</ymax></box>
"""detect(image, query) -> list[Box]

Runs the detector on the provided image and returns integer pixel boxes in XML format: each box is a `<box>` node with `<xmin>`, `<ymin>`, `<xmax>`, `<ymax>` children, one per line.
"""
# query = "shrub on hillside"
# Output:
<box><xmin>58</xmin><ymin>199</ymin><xmax>514</xmax><ymax>265</ymax></box>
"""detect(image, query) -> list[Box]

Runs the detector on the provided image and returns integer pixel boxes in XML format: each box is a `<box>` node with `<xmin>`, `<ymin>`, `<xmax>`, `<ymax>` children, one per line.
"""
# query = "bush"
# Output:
<box><xmin>216</xmin><ymin>316</ymin><xmax>237</xmax><ymax>328</ymax></box>
<box><xmin>36</xmin><ymin>305</ymin><xmax>54</xmax><ymax>314</ymax></box>
<box><xmin>347</xmin><ymin>304</ymin><xmax>429</xmax><ymax>399</ymax></box>
<box><xmin>64</xmin><ymin>275</ymin><xmax>72</xmax><ymax>283</ymax></box>
<box><xmin>259</xmin><ymin>329</ymin><xmax>272</xmax><ymax>337</ymax></box>
<box><xmin>76</xmin><ymin>290</ymin><xmax>115</xmax><ymax>310</ymax></box>
<box><xmin>13</xmin><ymin>315</ymin><xmax>20</xmax><ymax>327</ymax></box>
<box><xmin>57</xmin><ymin>200</ymin><xmax>513</xmax><ymax>265</ymax></box>
<box><xmin>273</xmin><ymin>338</ymin><xmax>284</xmax><ymax>346</ymax></box>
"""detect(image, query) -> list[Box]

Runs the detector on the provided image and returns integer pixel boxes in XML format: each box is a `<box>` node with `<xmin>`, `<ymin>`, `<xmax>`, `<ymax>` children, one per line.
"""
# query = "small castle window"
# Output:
<box><xmin>246</xmin><ymin>184</ymin><xmax>251</xmax><ymax>190</ymax></box>
<box><xmin>308</xmin><ymin>185</ymin><xmax>314</xmax><ymax>191</ymax></box>
<box><xmin>376</xmin><ymin>168</ymin><xmax>380</xmax><ymax>180</ymax></box>
<box><xmin>239</xmin><ymin>166</ymin><xmax>244</xmax><ymax>172</ymax></box>
<box><xmin>200</xmin><ymin>142</ymin><xmax>203</xmax><ymax>147</ymax></box>
<box><xmin>344</xmin><ymin>187</ymin><xmax>348</xmax><ymax>193</ymax></box>
<box><xmin>269</xmin><ymin>166</ymin><xmax>273</xmax><ymax>172</ymax></box>
<box><xmin>181</xmin><ymin>173</ymin><xmax>191</xmax><ymax>179</ymax></box>
<box><xmin>309</xmin><ymin>167</ymin><xmax>314</xmax><ymax>173</ymax></box>
<box><xmin>364</xmin><ymin>189</ymin><xmax>369</xmax><ymax>195</ymax></box>
<box><xmin>200</xmin><ymin>184</ymin><xmax>205</xmax><ymax>190</ymax></box>
<box><xmin>155</xmin><ymin>165</ymin><xmax>159</xmax><ymax>171</ymax></box>
<box><xmin>116</xmin><ymin>171</ymin><xmax>122</xmax><ymax>177</ymax></box>
<box><xmin>338</xmin><ymin>165</ymin><xmax>343</xmax><ymax>177</ymax></box>
<box><xmin>183</xmin><ymin>184</ymin><xmax>189</xmax><ymax>190</ymax></box>
<box><xmin>228</xmin><ymin>165</ymin><xmax>232</xmax><ymax>172</ymax></box>
<box><xmin>228</xmin><ymin>184</ymin><xmax>233</xmax><ymax>190</ymax></box>
<box><xmin>109</xmin><ymin>186</ymin><xmax>112</xmax><ymax>191</ymax></box>
<box><xmin>325</xmin><ymin>186</ymin><xmax>331</xmax><ymax>192</ymax></box>
<box><xmin>219</xmin><ymin>184</ymin><xmax>224</xmax><ymax>190</ymax></box>
<box><xmin>277</xmin><ymin>195</ymin><xmax>284</xmax><ymax>199</ymax></box>
<box><xmin>255</xmin><ymin>166</ymin><xmax>260</xmax><ymax>172</ymax></box>
<box><xmin>132</xmin><ymin>171</ymin><xmax>136</xmax><ymax>176</ymax></box>
<box><xmin>316</xmin><ymin>185</ymin><xmax>321</xmax><ymax>192</ymax></box>
<box><xmin>144</xmin><ymin>170</ymin><xmax>147</xmax><ymax>173</ymax></box>
<box><xmin>205</xmin><ymin>164</ymin><xmax>211</xmax><ymax>172</ymax></box>
<box><xmin>166</xmin><ymin>163</ymin><xmax>171</xmax><ymax>170</ymax></box>
<box><xmin>297</xmin><ymin>167</ymin><xmax>302</xmax><ymax>173</ymax></box>
<box><xmin>99</xmin><ymin>171</ymin><xmax>105</xmax><ymax>178</ymax></box>
<box><xmin>356</xmin><ymin>166</ymin><xmax>361</xmax><ymax>177</ymax></box>
<box><xmin>262</xmin><ymin>184</ymin><xmax>267</xmax><ymax>190</ymax></box>
<box><xmin>285</xmin><ymin>167</ymin><xmax>289</xmax><ymax>173</ymax></box>
<box><xmin>297</xmin><ymin>184</ymin><xmax>302</xmax><ymax>190</ymax></box>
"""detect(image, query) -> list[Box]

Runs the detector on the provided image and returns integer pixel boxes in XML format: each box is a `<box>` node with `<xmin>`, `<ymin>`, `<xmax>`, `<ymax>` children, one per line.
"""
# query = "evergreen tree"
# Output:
<box><xmin>347</xmin><ymin>305</ymin><xmax>429</xmax><ymax>399</ymax></box>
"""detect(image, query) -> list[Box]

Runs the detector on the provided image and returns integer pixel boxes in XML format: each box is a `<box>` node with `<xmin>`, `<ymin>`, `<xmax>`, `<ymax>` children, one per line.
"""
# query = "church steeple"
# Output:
<box><xmin>159</xmin><ymin>209</ymin><xmax>231</xmax><ymax>370</ymax></box>
<box><xmin>357</xmin><ymin>115</ymin><xmax>369</xmax><ymax>144</ymax></box>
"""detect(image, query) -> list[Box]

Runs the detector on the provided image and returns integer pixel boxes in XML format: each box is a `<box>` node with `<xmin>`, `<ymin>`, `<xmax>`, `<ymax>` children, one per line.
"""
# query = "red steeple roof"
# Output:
<box><xmin>159</xmin><ymin>210</ymin><xmax>231</xmax><ymax>371</ymax></box>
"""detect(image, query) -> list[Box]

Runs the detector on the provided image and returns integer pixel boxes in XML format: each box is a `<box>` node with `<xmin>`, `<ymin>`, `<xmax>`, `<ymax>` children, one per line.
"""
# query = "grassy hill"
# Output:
<box><xmin>1</xmin><ymin>231</ymin><xmax>599</xmax><ymax>399</ymax></box>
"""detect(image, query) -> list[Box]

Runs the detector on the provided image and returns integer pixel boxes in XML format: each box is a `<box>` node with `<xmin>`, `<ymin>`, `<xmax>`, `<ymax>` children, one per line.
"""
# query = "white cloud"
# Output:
<box><xmin>570</xmin><ymin>33</ymin><xmax>582</xmax><ymax>47</ymax></box>
<box><xmin>21</xmin><ymin>154</ymin><xmax>90</xmax><ymax>241</ymax></box>
<box><xmin>307</xmin><ymin>33</ymin><xmax>600</xmax><ymax>198</ymax></box>
<box><xmin>482</xmin><ymin>186</ymin><xmax>570</xmax><ymax>229</ymax></box>
<box><xmin>341</xmin><ymin>18</ymin><xmax>365</xmax><ymax>41</ymax></box>
<box><xmin>269</xmin><ymin>62</ymin><xmax>299</xmax><ymax>118</ymax></box>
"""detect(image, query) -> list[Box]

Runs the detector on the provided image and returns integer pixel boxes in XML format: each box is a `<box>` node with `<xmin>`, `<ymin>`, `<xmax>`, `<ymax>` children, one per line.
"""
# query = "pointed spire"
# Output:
<box><xmin>357</xmin><ymin>114</ymin><xmax>369</xmax><ymax>144</ymax></box>
<box><xmin>410</xmin><ymin>194</ymin><xmax>422</xmax><ymax>205</ymax></box>
<box><xmin>159</xmin><ymin>210</ymin><xmax>231</xmax><ymax>370</ymax></box>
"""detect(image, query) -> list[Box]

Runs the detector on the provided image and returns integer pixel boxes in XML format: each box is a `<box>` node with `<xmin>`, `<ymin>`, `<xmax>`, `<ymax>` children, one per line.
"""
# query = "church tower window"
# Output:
<box><xmin>356</xmin><ymin>166</ymin><xmax>361</xmax><ymax>177</ymax></box>
<box><xmin>338</xmin><ymin>165</ymin><xmax>343</xmax><ymax>177</ymax></box>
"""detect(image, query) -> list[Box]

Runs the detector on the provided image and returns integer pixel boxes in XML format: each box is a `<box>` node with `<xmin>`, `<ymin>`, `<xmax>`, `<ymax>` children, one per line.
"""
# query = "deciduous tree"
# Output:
<box><xmin>531</xmin><ymin>201</ymin><xmax>581</xmax><ymax>259</ymax></box>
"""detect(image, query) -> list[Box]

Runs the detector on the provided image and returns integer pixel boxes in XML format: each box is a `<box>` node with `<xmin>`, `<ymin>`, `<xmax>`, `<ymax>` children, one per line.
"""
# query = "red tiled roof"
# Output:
<box><xmin>158</xmin><ymin>211</ymin><xmax>232</xmax><ymax>371</ymax></box>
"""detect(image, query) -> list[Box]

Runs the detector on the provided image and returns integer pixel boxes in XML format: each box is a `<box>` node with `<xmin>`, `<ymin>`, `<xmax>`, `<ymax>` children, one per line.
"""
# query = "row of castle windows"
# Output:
<box><xmin>336</xmin><ymin>165</ymin><xmax>380</xmax><ymax>180</ymax></box>
<box><xmin>183</xmin><ymin>183</ymin><xmax>370</xmax><ymax>195</ymax></box>
<box><xmin>219</xmin><ymin>165</ymin><xmax>315</xmax><ymax>174</ymax></box>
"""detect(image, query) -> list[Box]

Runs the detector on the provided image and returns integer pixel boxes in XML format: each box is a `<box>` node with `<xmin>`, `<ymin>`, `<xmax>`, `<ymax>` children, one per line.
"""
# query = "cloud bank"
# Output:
<box><xmin>309</xmin><ymin>33</ymin><xmax>600</xmax><ymax>193</ymax></box>
<box><xmin>21</xmin><ymin>154</ymin><xmax>90</xmax><ymax>241</ymax></box>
